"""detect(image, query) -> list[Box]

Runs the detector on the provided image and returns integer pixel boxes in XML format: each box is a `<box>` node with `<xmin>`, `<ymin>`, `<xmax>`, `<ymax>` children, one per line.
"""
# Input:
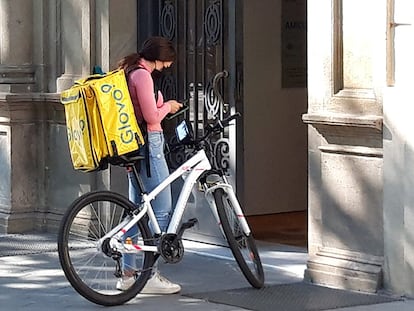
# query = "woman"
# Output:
<box><xmin>116</xmin><ymin>37</ymin><xmax>182</xmax><ymax>294</ymax></box>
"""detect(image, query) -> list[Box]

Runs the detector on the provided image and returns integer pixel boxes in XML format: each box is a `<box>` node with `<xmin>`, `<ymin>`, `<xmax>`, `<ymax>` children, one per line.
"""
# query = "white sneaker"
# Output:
<box><xmin>140</xmin><ymin>272</ymin><xmax>181</xmax><ymax>294</ymax></box>
<box><xmin>116</xmin><ymin>276</ymin><xmax>135</xmax><ymax>291</ymax></box>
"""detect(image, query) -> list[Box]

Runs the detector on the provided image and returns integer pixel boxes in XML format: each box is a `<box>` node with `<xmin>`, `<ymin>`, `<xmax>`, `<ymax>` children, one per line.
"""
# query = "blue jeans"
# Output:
<box><xmin>122</xmin><ymin>131</ymin><xmax>172</xmax><ymax>272</ymax></box>
<box><xmin>129</xmin><ymin>131</ymin><xmax>172</xmax><ymax>231</ymax></box>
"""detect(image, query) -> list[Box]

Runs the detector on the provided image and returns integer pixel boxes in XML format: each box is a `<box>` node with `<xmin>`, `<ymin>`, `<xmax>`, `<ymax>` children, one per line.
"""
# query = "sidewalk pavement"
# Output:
<box><xmin>0</xmin><ymin>233</ymin><xmax>413</xmax><ymax>311</ymax></box>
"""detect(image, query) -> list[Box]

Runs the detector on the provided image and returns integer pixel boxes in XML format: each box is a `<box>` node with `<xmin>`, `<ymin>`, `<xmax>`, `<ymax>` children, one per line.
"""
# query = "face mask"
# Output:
<box><xmin>151</xmin><ymin>70</ymin><xmax>162</xmax><ymax>80</ymax></box>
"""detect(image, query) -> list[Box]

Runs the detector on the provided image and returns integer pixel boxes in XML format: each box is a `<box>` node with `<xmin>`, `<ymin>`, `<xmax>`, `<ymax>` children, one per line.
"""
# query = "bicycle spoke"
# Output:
<box><xmin>214</xmin><ymin>188</ymin><xmax>264</xmax><ymax>288</ymax></box>
<box><xmin>58</xmin><ymin>191</ymin><xmax>154</xmax><ymax>306</ymax></box>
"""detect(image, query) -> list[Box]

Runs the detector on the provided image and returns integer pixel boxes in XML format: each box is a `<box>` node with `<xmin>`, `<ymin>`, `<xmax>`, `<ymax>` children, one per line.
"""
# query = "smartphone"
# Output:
<box><xmin>178</xmin><ymin>99</ymin><xmax>189</xmax><ymax>105</ymax></box>
<box><xmin>166</xmin><ymin>100</ymin><xmax>190</xmax><ymax>120</ymax></box>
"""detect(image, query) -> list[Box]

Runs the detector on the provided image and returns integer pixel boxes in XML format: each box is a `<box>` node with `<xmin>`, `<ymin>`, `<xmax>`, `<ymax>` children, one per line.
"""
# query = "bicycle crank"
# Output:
<box><xmin>159</xmin><ymin>233</ymin><xmax>184</xmax><ymax>264</ymax></box>
<box><xmin>159</xmin><ymin>218</ymin><xmax>198</xmax><ymax>264</ymax></box>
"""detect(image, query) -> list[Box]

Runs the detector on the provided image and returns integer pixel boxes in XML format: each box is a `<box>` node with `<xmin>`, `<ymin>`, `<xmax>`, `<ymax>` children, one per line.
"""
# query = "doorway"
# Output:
<box><xmin>238</xmin><ymin>0</ymin><xmax>308</xmax><ymax>248</ymax></box>
<box><xmin>138</xmin><ymin>0</ymin><xmax>308</xmax><ymax>248</ymax></box>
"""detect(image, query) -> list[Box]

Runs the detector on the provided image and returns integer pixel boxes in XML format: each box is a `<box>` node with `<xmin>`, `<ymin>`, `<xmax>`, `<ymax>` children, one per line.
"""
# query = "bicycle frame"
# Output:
<box><xmin>102</xmin><ymin>127</ymin><xmax>252</xmax><ymax>257</ymax></box>
<box><xmin>104</xmin><ymin>148</ymin><xmax>212</xmax><ymax>253</ymax></box>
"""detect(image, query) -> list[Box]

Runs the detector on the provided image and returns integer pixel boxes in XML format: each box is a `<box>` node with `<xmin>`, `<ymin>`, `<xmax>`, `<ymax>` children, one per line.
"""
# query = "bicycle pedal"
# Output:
<box><xmin>182</xmin><ymin>218</ymin><xmax>198</xmax><ymax>229</ymax></box>
<box><xmin>177</xmin><ymin>218</ymin><xmax>198</xmax><ymax>238</ymax></box>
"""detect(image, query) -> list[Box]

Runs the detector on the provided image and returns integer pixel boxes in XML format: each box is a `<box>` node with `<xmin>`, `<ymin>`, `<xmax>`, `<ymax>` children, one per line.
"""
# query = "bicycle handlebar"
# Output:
<box><xmin>198</xmin><ymin>112</ymin><xmax>241</xmax><ymax>143</ymax></box>
<box><xmin>217</xmin><ymin>112</ymin><xmax>241</xmax><ymax>129</ymax></box>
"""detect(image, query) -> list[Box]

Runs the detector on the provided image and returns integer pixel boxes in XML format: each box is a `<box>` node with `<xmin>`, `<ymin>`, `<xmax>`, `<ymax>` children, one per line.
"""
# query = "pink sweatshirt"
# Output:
<box><xmin>127</xmin><ymin>60</ymin><xmax>171</xmax><ymax>132</ymax></box>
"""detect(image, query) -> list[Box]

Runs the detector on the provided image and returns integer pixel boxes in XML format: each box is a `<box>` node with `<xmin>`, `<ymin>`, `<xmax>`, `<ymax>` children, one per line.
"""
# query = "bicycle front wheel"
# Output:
<box><xmin>214</xmin><ymin>188</ymin><xmax>265</xmax><ymax>288</ymax></box>
<box><xmin>57</xmin><ymin>191</ymin><xmax>154</xmax><ymax>306</ymax></box>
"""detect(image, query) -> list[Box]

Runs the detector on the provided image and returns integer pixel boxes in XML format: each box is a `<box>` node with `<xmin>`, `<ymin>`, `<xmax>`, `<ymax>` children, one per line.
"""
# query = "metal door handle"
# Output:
<box><xmin>212</xmin><ymin>70</ymin><xmax>229</xmax><ymax>112</ymax></box>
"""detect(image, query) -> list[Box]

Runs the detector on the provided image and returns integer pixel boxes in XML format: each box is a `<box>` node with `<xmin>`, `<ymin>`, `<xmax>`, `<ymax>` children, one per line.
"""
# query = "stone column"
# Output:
<box><xmin>56</xmin><ymin>0</ymin><xmax>93</xmax><ymax>91</ymax></box>
<box><xmin>302</xmin><ymin>1</ymin><xmax>387</xmax><ymax>292</ymax></box>
<box><xmin>56</xmin><ymin>0</ymin><xmax>137</xmax><ymax>91</ymax></box>
<box><xmin>95</xmin><ymin>0</ymin><xmax>138</xmax><ymax>196</ymax></box>
<box><xmin>0</xmin><ymin>0</ymin><xmax>38</xmax><ymax>233</ymax></box>
<box><xmin>47</xmin><ymin>0</ymin><xmax>139</xmax><ymax>222</ymax></box>
<box><xmin>0</xmin><ymin>0</ymin><xmax>37</xmax><ymax>92</ymax></box>
<box><xmin>0</xmin><ymin>93</ymin><xmax>61</xmax><ymax>233</ymax></box>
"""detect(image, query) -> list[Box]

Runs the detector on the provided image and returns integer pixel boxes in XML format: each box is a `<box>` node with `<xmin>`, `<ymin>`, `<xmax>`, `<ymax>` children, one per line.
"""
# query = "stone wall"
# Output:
<box><xmin>0</xmin><ymin>94</ymin><xmax>60</xmax><ymax>233</ymax></box>
<box><xmin>0</xmin><ymin>0</ymin><xmax>136</xmax><ymax>233</ymax></box>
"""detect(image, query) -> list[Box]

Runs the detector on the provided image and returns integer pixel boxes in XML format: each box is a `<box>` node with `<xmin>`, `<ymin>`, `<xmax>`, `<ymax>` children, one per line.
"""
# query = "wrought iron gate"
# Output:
<box><xmin>138</xmin><ymin>0</ymin><xmax>242</xmax><ymax>244</ymax></box>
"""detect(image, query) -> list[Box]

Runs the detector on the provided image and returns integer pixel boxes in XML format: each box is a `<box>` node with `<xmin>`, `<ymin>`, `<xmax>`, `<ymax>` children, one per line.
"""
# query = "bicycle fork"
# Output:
<box><xmin>204</xmin><ymin>182</ymin><xmax>252</xmax><ymax>237</ymax></box>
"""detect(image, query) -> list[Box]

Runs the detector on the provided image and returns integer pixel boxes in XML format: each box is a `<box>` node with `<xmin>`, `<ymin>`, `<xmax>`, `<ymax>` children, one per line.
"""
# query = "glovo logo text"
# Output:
<box><xmin>101</xmin><ymin>83</ymin><xmax>134</xmax><ymax>144</ymax></box>
<box><xmin>67</xmin><ymin>119</ymin><xmax>86</xmax><ymax>142</ymax></box>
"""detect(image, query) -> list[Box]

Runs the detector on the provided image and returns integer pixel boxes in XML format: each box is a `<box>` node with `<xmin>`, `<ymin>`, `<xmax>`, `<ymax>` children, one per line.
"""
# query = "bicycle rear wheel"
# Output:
<box><xmin>57</xmin><ymin>191</ymin><xmax>154</xmax><ymax>306</ymax></box>
<box><xmin>214</xmin><ymin>188</ymin><xmax>264</xmax><ymax>288</ymax></box>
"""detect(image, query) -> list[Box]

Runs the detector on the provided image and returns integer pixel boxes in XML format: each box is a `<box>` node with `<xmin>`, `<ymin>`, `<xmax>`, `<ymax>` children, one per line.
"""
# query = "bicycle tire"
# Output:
<box><xmin>214</xmin><ymin>188</ymin><xmax>265</xmax><ymax>288</ymax></box>
<box><xmin>57</xmin><ymin>191</ymin><xmax>155</xmax><ymax>306</ymax></box>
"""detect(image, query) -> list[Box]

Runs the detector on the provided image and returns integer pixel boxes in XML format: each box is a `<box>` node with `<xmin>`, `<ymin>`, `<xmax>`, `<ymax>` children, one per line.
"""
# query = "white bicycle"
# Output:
<box><xmin>57</xmin><ymin>113</ymin><xmax>264</xmax><ymax>306</ymax></box>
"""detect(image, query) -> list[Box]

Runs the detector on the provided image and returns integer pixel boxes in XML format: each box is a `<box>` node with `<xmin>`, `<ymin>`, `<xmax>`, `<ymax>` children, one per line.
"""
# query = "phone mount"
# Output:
<box><xmin>175</xmin><ymin>119</ymin><xmax>193</xmax><ymax>144</ymax></box>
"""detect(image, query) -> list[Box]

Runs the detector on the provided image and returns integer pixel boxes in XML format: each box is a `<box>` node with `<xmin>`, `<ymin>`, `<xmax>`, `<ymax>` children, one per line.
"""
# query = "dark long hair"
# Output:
<box><xmin>118</xmin><ymin>36</ymin><xmax>176</xmax><ymax>75</ymax></box>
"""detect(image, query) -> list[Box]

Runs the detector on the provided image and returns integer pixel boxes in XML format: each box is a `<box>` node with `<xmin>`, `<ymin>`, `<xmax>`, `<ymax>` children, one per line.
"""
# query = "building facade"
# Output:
<box><xmin>0</xmin><ymin>0</ymin><xmax>137</xmax><ymax>233</ymax></box>
<box><xmin>304</xmin><ymin>0</ymin><xmax>414</xmax><ymax>299</ymax></box>
<box><xmin>1</xmin><ymin>0</ymin><xmax>413</xmax><ymax>299</ymax></box>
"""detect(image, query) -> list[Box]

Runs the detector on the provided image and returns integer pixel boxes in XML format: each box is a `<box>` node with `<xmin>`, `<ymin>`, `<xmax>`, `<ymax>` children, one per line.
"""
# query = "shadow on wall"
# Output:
<box><xmin>308</xmin><ymin>126</ymin><xmax>384</xmax><ymax>257</ymax></box>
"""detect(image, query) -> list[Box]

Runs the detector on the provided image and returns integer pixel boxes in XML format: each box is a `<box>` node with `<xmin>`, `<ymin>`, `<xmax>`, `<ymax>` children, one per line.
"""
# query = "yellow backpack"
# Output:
<box><xmin>60</xmin><ymin>69</ymin><xmax>145</xmax><ymax>172</ymax></box>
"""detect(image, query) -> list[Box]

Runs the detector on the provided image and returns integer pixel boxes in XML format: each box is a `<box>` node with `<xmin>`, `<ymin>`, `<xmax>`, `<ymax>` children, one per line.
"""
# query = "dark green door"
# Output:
<box><xmin>138</xmin><ymin>0</ymin><xmax>242</xmax><ymax>244</ymax></box>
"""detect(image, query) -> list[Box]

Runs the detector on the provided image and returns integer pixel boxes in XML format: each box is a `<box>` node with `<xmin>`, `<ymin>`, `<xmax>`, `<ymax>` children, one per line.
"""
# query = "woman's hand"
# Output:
<box><xmin>166</xmin><ymin>100</ymin><xmax>183</xmax><ymax>114</ymax></box>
